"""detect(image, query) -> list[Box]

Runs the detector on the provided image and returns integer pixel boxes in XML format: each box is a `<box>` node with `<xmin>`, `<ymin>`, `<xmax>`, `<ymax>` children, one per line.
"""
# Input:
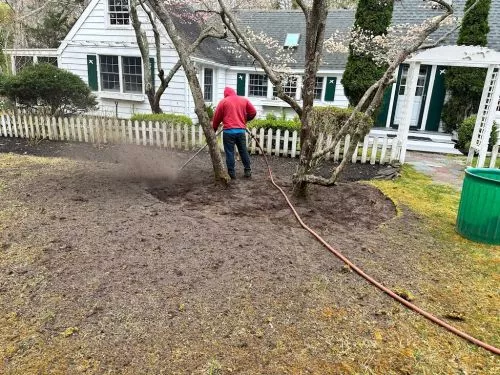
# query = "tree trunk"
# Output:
<box><xmin>150</xmin><ymin>1</ymin><xmax>229</xmax><ymax>184</ymax></box>
<box><xmin>293</xmin><ymin>0</ymin><xmax>328</xmax><ymax>198</ymax></box>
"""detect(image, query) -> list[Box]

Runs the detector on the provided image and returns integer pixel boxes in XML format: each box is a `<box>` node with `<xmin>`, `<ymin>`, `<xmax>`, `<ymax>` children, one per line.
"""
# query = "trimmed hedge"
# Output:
<box><xmin>341</xmin><ymin>0</ymin><xmax>394</xmax><ymax>107</ymax></box>
<box><xmin>130</xmin><ymin>113</ymin><xmax>193</xmax><ymax>126</ymax></box>
<box><xmin>457</xmin><ymin>115</ymin><xmax>497</xmax><ymax>152</ymax></box>
<box><xmin>248</xmin><ymin>106</ymin><xmax>373</xmax><ymax>133</ymax></box>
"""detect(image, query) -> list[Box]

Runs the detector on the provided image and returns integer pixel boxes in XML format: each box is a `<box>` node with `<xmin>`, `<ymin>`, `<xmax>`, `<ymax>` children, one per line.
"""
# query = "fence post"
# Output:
<box><xmin>82</xmin><ymin>117</ymin><xmax>89</xmax><ymax>143</ymax></box>
<box><xmin>16</xmin><ymin>114</ymin><xmax>23</xmax><ymax>138</ymax></box>
<box><xmin>352</xmin><ymin>142</ymin><xmax>359</xmax><ymax>164</ymax></box>
<box><xmin>291</xmin><ymin>130</ymin><xmax>298</xmax><ymax>158</ymax></box>
<box><xmin>12</xmin><ymin>114</ymin><xmax>18</xmax><ymax>138</ymax></box>
<box><xmin>29</xmin><ymin>115</ymin><xmax>35</xmax><ymax>139</ymax></box>
<box><xmin>24</xmin><ymin>114</ymin><xmax>30</xmax><ymax>138</ymax></box>
<box><xmin>343</xmin><ymin>135</ymin><xmax>351</xmax><ymax>161</ymax></box>
<box><xmin>361</xmin><ymin>135</ymin><xmax>369</xmax><ymax>164</ymax></box>
<box><xmin>275</xmin><ymin>129</ymin><xmax>281</xmax><ymax>156</ymax></box>
<box><xmin>370</xmin><ymin>137</ymin><xmax>379</xmax><ymax>165</ymax></box>
<box><xmin>1</xmin><ymin>114</ymin><xmax>6</xmax><ymax>137</ymax></box>
<box><xmin>266</xmin><ymin>128</ymin><xmax>273</xmax><ymax>155</ymax></box>
<box><xmin>184</xmin><ymin>124</ymin><xmax>189</xmax><ymax>150</ymax></box>
<box><xmin>334</xmin><ymin>139</ymin><xmax>341</xmax><ymax>162</ymax></box>
<box><xmin>64</xmin><ymin>117</ymin><xmax>70</xmax><ymax>141</ymax></box>
<box><xmin>6</xmin><ymin>115</ymin><xmax>12</xmax><ymax>138</ymax></box>
<box><xmin>380</xmin><ymin>136</ymin><xmax>388</xmax><ymax>165</ymax></box>
<box><xmin>283</xmin><ymin>130</ymin><xmax>290</xmax><ymax>157</ymax></box>
<box><xmin>259</xmin><ymin>128</ymin><xmax>265</xmax><ymax>155</ymax></box>
<box><xmin>34</xmin><ymin>116</ymin><xmax>41</xmax><ymax>138</ymax></box>
<box><xmin>389</xmin><ymin>138</ymin><xmax>399</xmax><ymax>164</ymax></box>
<box><xmin>489</xmin><ymin>145</ymin><xmax>498</xmax><ymax>168</ymax></box>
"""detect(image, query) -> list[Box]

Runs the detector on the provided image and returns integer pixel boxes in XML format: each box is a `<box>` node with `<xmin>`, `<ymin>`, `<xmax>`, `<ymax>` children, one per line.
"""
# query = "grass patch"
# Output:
<box><xmin>371</xmin><ymin>166</ymin><xmax>499</xmax><ymax>357</ymax></box>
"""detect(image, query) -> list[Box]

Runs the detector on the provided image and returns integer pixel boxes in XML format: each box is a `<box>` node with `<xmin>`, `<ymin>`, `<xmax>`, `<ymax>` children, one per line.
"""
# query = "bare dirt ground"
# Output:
<box><xmin>0</xmin><ymin>138</ymin><xmax>498</xmax><ymax>374</ymax></box>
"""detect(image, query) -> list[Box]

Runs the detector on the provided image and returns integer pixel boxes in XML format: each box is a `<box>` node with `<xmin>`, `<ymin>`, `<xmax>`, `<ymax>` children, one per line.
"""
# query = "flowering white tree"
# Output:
<box><xmin>212</xmin><ymin>0</ymin><xmax>475</xmax><ymax>196</ymax></box>
<box><xmin>139</xmin><ymin>0</ymin><xmax>473</xmax><ymax>194</ymax></box>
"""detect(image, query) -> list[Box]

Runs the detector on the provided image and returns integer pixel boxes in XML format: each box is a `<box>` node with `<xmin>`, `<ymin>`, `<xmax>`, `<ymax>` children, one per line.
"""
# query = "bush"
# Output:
<box><xmin>130</xmin><ymin>112</ymin><xmax>193</xmax><ymax>125</ymax></box>
<box><xmin>310</xmin><ymin>106</ymin><xmax>373</xmax><ymax>135</ymax></box>
<box><xmin>248</xmin><ymin>117</ymin><xmax>301</xmax><ymax>132</ymax></box>
<box><xmin>248</xmin><ymin>106</ymin><xmax>373</xmax><ymax>134</ymax></box>
<box><xmin>457</xmin><ymin>115</ymin><xmax>497</xmax><ymax>152</ymax></box>
<box><xmin>2</xmin><ymin>63</ymin><xmax>97</xmax><ymax>116</ymax></box>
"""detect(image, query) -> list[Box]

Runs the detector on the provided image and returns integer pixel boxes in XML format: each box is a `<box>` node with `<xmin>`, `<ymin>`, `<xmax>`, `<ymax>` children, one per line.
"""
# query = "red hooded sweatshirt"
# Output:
<box><xmin>212</xmin><ymin>87</ymin><xmax>257</xmax><ymax>131</ymax></box>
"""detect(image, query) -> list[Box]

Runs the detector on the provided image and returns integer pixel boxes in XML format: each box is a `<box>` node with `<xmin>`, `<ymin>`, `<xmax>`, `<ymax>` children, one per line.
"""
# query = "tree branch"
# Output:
<box><xmin>217</xmin><ymin>0</ymin><xmax>303</xmax><ymax>117</ymax></box>
<box><xmin>420</xmin><ymin>0</ymin><xmax>481</xmax><ymax>50</ymax></box>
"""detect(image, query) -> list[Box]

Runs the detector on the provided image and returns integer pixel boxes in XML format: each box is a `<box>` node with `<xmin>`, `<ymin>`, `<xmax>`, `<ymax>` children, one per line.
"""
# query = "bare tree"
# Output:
<box><xmin>210</xmin><ymin>0</ymin><xmax>467</xmax><ymax>197</ymax></box>
<box><xmin>141</xmin><ymin>0</ymin><xmax>230</xmax><ymax>184</ymax></box>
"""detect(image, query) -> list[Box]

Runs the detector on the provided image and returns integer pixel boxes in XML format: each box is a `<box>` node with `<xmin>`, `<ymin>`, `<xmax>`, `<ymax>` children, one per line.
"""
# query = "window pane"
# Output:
<box><xmin>273</xmin><ymin>76</ymin><xmax>298</xmax><ymax>98</ymax></box>
<box><xmin>14</xmin><ymin>56</ymin><xmax>33</xmax><ymax>73</ymax></box>
<box><xmin>109</xmin><ymin>0</ymin><xmax>130</xmax><ymax>25</ymax></box>
<box><xmin>38</xmin><ymin>57</ymin><xmax>58</xmax><ymax>67</ymax></box>
<box><xmin>249</xmin><ymin>74</ymin><xmax>268</xmax><ymax>97</ymax></box>
<box><xmin>314</xmin><ymin>77</ymin><xmax>324</xmax><ymax>100</ymax></box>
<box><xmin>204</xmin><ymin>68</ymin><xmax>213</xmax><ymax>101</ymax></box>
<box><xmin>122</xmin><ymin>56</ymin><xmax>142</xmax><ymax>93</ymax></box>
<box><xmin>100</xmin><ymin>55</ymin><xmax>120</xmax><ymax>92</ymax></box>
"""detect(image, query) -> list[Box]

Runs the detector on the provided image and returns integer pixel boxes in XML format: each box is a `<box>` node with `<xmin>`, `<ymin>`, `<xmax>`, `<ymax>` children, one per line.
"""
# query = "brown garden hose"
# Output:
<box><xmin>246</xmin><ymin>129</ymin><xmax>500</xmax><ymax>356</ymax></box>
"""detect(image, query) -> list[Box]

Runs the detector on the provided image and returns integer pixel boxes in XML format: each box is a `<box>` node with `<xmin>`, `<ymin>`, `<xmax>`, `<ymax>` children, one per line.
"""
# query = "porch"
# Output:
<box><xmin>370</xmin><ymin>128</ymin><xmax>461</xmax><ymax>155</ymax></box>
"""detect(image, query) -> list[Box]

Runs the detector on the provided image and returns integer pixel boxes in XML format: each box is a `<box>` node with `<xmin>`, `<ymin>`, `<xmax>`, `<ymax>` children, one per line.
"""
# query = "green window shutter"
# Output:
<box><xmin>236</xmin><ymin>73</ymin><xmax>246</xmax><ymax>96</ymax></box>
<box><xmin>324</xmin><ymin>76</ymin><xmax>337</xmax><ymax>102</ymax></box>
<box><xmin>375</xmin><ymin>87</ymin><xmax>393</xmax><ymax>127</ymax></box>
<box><xmin>149</xmin><ymin>57</ymin><xmax>155</xmax><ymax>89</ymax></box>
<box><xmin>87</xmin><ymin>55</ymin><xmax>98</xmax><ymax>91</ymax></box>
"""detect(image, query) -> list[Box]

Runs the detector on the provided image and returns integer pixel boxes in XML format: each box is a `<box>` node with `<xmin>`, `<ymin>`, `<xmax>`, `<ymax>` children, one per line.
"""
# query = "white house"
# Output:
<box><xmin>5</xmin><ymin>0</ymin><xmax>500</xmax><ymax>154</ymax></box>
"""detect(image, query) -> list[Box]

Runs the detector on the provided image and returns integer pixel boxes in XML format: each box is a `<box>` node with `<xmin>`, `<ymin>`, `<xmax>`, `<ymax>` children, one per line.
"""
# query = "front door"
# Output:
<box><xmin>392</xmin><ymin>64</ymin><xmax>431</xmax><ymax>129</ymax></box>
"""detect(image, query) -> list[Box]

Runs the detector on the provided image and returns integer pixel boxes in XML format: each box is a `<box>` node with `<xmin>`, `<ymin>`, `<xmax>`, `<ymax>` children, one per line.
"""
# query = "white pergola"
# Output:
<box><xmin>398</xmin><ymin>45</ymin><xmax>500</xmax><ymax>167</ymax></box>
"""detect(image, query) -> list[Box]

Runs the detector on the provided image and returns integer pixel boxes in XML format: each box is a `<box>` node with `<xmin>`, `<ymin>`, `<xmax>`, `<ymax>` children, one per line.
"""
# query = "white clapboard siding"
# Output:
<box><xmin>0</xmin><ymin>113</ymin><xmax>407</xmax><ymax>166</ymax></box>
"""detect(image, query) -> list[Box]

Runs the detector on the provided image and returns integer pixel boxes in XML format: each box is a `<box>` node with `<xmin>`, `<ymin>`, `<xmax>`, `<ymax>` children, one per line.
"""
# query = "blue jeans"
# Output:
<box><xmin>223</xmin><ymin>132</ymin><xmax>251</xmax><ymax>178</ymax></box>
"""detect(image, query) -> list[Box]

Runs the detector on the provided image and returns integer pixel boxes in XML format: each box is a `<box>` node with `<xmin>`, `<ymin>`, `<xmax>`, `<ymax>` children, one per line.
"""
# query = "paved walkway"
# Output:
<box><xmin>405</xmin><ymin>151</ymin><xmax>467</xmax><ymax>190</ymax></box>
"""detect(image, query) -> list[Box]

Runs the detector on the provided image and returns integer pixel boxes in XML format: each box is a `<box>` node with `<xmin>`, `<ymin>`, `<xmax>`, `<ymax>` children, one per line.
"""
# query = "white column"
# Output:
<box><xmin>398</xmin><ymin>61</ymin><xmax>420</xmax><ymax>164</ymax></box>
<box><xmin>468</xmin><ymin>64</ymin><xmax>500</xmax><ymax>167</ymax></box>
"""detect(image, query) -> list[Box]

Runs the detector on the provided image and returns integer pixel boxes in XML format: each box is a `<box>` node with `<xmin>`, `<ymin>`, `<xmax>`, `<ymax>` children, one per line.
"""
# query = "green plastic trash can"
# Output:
<box><xmin>456</xmin><ymin>168</ymin><xmax>500</xmax><ymax>245</ymax></box>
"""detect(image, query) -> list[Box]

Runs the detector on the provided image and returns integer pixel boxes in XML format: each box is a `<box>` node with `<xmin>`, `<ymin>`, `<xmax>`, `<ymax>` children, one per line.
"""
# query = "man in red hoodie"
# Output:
<box><xmin>213</xmin><ymin>87</ymin><xmax>257</xmax><ymax>179</ymax></box>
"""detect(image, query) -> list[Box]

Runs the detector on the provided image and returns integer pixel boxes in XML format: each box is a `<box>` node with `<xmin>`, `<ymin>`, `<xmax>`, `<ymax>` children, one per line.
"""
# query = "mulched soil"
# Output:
<box><xmin>0</xmin><ymin>138</ymin><xmax>440</xmax><ymax>374</ymax></box>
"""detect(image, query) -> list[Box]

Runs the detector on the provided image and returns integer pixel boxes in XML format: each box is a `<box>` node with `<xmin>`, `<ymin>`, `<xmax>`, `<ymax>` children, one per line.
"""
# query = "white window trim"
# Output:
<box><xmin>105</xmin><ymin>0</ymin><xmax>132</xmax><ymax>29</ymax></box>
<box><xmin>247</xmin><ymin>73</ymin><xmax>269</xmax><ymax>99</ymax></box>
<box><xmin>202</xmin><ymin>67</ymin><xmax>214</xmax><ymax>103</ymax></box>
<box><xmin>98</xmin><ymin>54</ymin><xmax>145</xmax><ymax>95</ymax></box>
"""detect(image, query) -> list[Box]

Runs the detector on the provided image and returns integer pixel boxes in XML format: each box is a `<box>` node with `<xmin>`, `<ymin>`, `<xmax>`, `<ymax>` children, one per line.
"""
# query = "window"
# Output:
<box><xmin>109</xmin><ymin>0</ymin><xmax>130</xmax><ymax>25</ymax></box>
<box><xmin>398</xmin><ymin>65</ymin><xmax>409</xmax><ymax>95</ymax></box>
<box><xmin>274</xmin><ymin>76</ymin><xmax>298</xmax><ymax>98</ymax></box>
<box><xmin>249</xmin><ymin>74</ymin><xmax>268</xmax><ymax>97</ymax></box>
<box><xmin>204</xmin><ymin>68</ymin><xmax>213</xmax><ymax>101</ymax></box>
<box><xmin>284</xmin><ymin>33</ymin><xmax>300</xmax><ymax>48</ymax></box>
<box><xmin>38</xmin><ymin>57</ymin><xmax>58</xmax><ymax>67</ymax></box>
<box><xmin>398</xmin><ymin>65</ymin><xmax>428</xmax><ymax>96</ymax></box>
<box><xmin>100</xmin><ymin>55</ymin><xmax>120</xmax><ymax>92</ymax></box>
<box><xmin>314</xmin><ymin>77</ymin><xmax>324</xmax><ymax>100</ymax></box>
<box><xmin>14</xmin><ymin>56</ymin><xmax>33</xmax><ymax>73</ymax></box>
<box><xmin>122</xmin><ymin>56</ymin><xmax>142</xmax><ymax>93</ymax></box>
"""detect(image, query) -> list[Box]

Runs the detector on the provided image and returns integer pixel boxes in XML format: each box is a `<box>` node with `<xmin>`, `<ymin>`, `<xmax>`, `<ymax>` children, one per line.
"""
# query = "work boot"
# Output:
<box><xmin>244</xmin><ymin>169</ymin><xmax>252</xmax><ymax>178</ymax></box>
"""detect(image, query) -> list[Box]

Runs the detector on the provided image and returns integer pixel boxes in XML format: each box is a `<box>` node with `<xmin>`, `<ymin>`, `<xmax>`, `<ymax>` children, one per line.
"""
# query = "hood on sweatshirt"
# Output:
<box><xmin>224</xmin><ymin>87</ymin><xmax>237</xmax><ymax>97</ymax></box>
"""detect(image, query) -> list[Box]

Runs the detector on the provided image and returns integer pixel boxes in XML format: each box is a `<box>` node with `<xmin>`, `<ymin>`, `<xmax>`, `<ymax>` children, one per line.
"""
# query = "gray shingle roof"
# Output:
<box><xmin>192</xmin><ymin>0</ymin><xmax>500</xmax><ymax>69</ymax></box>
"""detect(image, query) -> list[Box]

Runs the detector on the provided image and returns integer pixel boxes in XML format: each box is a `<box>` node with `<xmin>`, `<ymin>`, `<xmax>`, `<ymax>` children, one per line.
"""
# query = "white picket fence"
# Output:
<box><xmin>0</xmin><ymin>113</ymin><xmax>400</xmax><ymax>165</ymax></box>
